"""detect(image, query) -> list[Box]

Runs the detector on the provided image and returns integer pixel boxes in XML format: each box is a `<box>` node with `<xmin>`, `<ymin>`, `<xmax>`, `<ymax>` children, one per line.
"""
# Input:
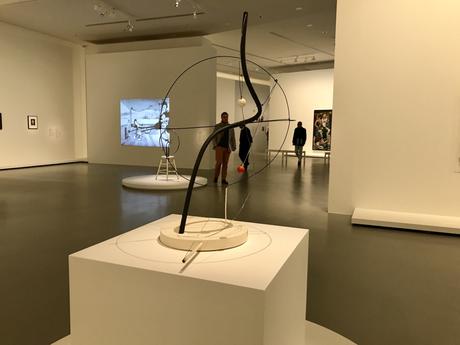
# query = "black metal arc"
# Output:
<box><xmin>179</xmin><ymin>12</ymin><xmax>262</xmax><ymax>234</ymax></box>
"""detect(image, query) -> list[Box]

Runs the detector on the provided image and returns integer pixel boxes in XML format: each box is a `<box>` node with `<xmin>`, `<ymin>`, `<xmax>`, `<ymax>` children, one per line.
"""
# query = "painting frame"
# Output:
<box><xmin>27</xmin><ymin>115</ymin><xmax>38</xmax><ymax>130</ymax></box>
<box><xmin>312</xmin><ymin>109</ymin><xmax>332</xmax><ymax>151</ymax></box>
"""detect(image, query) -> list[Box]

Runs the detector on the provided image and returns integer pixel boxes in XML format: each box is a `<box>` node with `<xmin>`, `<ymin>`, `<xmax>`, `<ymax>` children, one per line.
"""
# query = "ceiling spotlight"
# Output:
<box><xmin>126</xmin><ymin>20</ymin><xmax>135</xmax><ymax>32</ymax></box>
<box><xmin>175</xmin><ymin>0</ymin><xmax>181</xmax><ymax>7</ymax></box>
<box><xmin>306</xmin><ymin>23</ymin><xmax>313</xmax><ymax>28</ymax></box>
<box><xmin>193</xmin><ymin>10</ymin><xmax>197</xmax><ymax>18</ymax></box>
<box><xmin>295</xmin><ymin>7</ymin><xmax>303</xmax><ymax>11</ymax></box>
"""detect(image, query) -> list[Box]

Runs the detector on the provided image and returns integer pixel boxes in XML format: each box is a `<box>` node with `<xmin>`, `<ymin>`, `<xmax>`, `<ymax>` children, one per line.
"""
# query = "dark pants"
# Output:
<box><xmin>215</xmin><ymin>146</ymin><xmax>231</xmax><ymax>180</ymax></box>
<box><xmin>239</xmin><ymin>149</ymin><xmax>250</xmax><ymax>168</ymax></box>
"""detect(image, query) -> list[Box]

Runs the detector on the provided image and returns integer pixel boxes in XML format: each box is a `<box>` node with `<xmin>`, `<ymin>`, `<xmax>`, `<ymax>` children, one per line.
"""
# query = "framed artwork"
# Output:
<box><xmin>27</xmin><ymin>115</ymin><xmax>38</xmax><ymax>129</ymax></box>
<box><xmin>312</xmin><ymin>109</ymin><xmax>332</xmax><ymax>151</ymax></box>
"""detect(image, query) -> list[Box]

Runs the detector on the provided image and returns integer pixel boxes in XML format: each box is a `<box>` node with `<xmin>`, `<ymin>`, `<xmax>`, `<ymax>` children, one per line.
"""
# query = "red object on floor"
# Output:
<box><xmin>237</xmin><ymin>165</ymin><xmax>246</xmax><ymax>173</ymax></box>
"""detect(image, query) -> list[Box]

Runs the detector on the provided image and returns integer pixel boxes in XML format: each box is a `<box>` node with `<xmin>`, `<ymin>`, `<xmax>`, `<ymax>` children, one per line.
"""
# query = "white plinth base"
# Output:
<box><xmin>352</xmin><ymin>207</ymin><xmax>460</xmax><ymax>235</ymax></box>
<box><xmin>122</xmin><ymin>174</ymin><xmax>207</xmax><ymax>190</ymax></box>
<box><xmin>68</xmin><ymin>215</ymin><xmax>309</xmax><ymax>345</ymax></box>
<box><xmin>159</xmin><ymin>218</ymin><xmax>248</xmax><ymax>251</ymax></box>
<box><xmin>53</xmin><ymin>321</ymin><xmax>357</xmax><ymax>345</ymax></box>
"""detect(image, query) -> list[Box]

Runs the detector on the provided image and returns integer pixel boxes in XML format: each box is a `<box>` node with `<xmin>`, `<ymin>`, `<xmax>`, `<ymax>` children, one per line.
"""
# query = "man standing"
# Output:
<box><xmin>238</xmin><ymin>124</ymin><xmax>253</xmax><ymax>170</ymax></box>
<box><xmin>292</xmin><ymin>121</ymin><xmax>307</xmax><ymax>166</ymax></box>
<box><xmin>213</xmin><ymin>112</ymin><xmax>236</xmax><ymax>184</ymax></box>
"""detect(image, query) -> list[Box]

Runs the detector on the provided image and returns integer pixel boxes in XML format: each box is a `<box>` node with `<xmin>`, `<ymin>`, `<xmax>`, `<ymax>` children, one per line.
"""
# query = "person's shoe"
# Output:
<box><xmin>297</xmin><ymin>160</ymin><xmax>301</xmax><ymax>167</ymax></box>
<box><xmin>213</xmin><ymin>177</ymin><xmax>218</xmax><ymax>183</ymax></box>
<box><xmin>222</xmin><ymin>179</ymin><xmax>229</xmax><ymax>185</ymax></box>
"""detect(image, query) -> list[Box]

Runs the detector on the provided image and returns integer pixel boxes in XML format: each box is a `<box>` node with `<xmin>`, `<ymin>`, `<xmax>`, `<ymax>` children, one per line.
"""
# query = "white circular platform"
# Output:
<box><xmin>160</xmin><ymin>219</ymin><xmax>248</xmax><ymax>251</ymax></box>
<box><xmin>122</xmin><ymin>174</ymin><xmax>207</xmax><ymax>190</ymax></box>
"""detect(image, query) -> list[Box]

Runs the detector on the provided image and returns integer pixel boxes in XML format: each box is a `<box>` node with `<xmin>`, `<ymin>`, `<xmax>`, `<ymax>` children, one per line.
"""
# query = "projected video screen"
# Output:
<box><xmin>120</xmin><ymin>98</ymin><xmax>170</xmax><ymax>147</ymax></box>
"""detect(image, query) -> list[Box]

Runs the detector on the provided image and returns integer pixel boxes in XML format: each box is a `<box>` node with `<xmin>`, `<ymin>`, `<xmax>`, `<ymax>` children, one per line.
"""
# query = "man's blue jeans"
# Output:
<box><xmin>294</xmin><ymin>145</ymin><xmax>303</xmax><ymax>161</ymax></box>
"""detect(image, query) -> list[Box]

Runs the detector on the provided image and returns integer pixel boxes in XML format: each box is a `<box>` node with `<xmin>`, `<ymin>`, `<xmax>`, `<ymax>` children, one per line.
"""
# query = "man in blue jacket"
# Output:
<box><xmin>292</xmin><ymin>121</ymin><xmax>307</xmax><ymax>166</ymax></box>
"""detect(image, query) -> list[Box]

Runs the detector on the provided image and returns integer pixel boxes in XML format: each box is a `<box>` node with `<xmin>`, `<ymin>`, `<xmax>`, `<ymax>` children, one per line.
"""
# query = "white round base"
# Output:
<box><xmin>160</xmin><ymin>219</ymin><xmax>248</xmax><ymax>251</ymax></box>
<box><xmin>122</xmin><ymin>175</ymin><xmax>207</xmax><ymax>190</ymax></box>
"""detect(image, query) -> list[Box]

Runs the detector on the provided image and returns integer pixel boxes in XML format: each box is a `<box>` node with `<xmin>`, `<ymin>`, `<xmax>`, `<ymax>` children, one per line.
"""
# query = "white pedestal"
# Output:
<box><xmin>53</xmin><ymin>322</ymin><xmax>358</xmax><ymax>345</ymax></box>
<box><xmin>67</xmin><ymin>215</ymin><xmax>309</xmax><ymax>345</ymax></box>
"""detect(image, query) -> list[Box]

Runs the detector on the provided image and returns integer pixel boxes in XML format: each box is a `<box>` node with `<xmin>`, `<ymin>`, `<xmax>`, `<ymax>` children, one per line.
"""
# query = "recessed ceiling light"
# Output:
<box><xmin>295</xmin><ymin>7</ymin><xmax>303</xmax><ymax>11</ymax></box>
<box><xmin>321</xmin><ymin>31</ymin><xmax>328</xmax><ymax>35</ymax></box>
<box><xmin>306</xmin><ymin>24</ymin><xmax>313</xmax><ymax>28</ymax></box>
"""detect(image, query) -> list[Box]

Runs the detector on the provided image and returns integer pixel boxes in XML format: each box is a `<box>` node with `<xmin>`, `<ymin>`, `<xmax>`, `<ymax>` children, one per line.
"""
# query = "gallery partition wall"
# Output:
<box><xmin>269</xmin><ymin>69</ymin><xmax>334</xmax><ymax>158</ymax></box>
<box><xmin>86</xmin><ymin>38</ymin><xmax>217</xmax><ymax>170</ymax></box>
<box><xmin>0</xmin><ymin>21</ymin><xmax>86</xmax><ymax>169</ymax></box>
<box><xmin>329</xmin><ymin>0</ymin><xmax>460</xmax><ymax>232</ymax></box>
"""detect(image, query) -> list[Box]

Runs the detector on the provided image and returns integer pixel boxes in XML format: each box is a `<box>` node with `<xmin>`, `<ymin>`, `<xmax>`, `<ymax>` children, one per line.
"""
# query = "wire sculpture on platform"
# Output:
<box><xmin>127</xmin><ymin>12</ymin><xmax>292</xmax><ymax>251</ymax></box>
<box><xmin>175</xmin><ymin>12</ymin><xmax>291</xmax><ymax>233</ymax></box>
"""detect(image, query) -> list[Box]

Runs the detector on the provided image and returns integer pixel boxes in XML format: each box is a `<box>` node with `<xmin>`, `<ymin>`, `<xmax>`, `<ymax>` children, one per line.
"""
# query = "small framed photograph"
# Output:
<box><xmin>27</xmin><ymin>115</ymin><xmax>38</xmax><ymax>129</ymax></box>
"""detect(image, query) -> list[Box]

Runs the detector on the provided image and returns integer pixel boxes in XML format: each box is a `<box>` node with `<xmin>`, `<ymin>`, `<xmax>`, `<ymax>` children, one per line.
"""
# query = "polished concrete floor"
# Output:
<box><xmin>0</xmin><ymin>157</ymin><xmax>459</xmax><ymax>345</ymax></box>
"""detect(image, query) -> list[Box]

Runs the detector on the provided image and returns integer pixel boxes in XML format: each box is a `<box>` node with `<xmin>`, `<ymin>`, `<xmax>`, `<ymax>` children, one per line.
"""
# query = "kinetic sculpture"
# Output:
<box><xmin>179</xmin><ymin>12</ymin><xmax>262</xmax><ymax>232</ymax></box>
<box><xmin>160</xmin><ymin>12</ymin><xmax>271</xmax><ymax>252</ymax></box>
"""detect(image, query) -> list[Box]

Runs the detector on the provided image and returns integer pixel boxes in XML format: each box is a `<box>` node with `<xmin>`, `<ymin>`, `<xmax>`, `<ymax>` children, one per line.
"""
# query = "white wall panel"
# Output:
<box><xmin>0</xmin><ymin>22</ymin><xmax>83</xmax><ymax>168</ymax></box>
<box><xmin>329</xmin><ymin>0</ymin><xmax>460</xmax><ymax>216</ymax></box>
<box><xmin>268</xmin><ymin>69</ymin><xmax>334</xmax><ymax>157</ymax></box>
<box><xmin>86</xmin><ymin>42</ymin><xmax>216</xmax><ymax>169</ymax></box>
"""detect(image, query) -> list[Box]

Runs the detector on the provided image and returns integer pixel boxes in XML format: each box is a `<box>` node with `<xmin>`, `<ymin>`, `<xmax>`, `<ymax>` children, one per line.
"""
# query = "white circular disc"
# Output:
<box><xmin>159</xmin><ymin>219</ymin><xmax>248</xmax><ymax>251</ymax></box>
<box><xmin>122</xmin><ymin>175</ymin><xmax>207</xmax><ymax>190</ymax></box>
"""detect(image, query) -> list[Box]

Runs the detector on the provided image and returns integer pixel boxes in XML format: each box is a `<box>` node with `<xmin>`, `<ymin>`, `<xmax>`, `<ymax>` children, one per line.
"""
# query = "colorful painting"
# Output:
<box><xmin>312</xmin><ymin>110</ymin><xmax>332</xmax><ymax>151</ymax></box>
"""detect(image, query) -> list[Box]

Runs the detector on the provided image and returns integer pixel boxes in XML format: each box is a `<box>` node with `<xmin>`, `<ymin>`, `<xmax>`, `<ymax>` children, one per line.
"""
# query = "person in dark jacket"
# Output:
<box><xmin>292</xmin><ymin>121</ymin><xmax>307</xmax><ymax>166</ymax></box>
<box><xmin>212</xmin><ymin>112</ymin><xmax>236</xmax><ymax>184</ymax></box>
<box><xmin>238</xmin><ymin>125</ymin><xmax>253</xmax><ymax>170</ymax></box>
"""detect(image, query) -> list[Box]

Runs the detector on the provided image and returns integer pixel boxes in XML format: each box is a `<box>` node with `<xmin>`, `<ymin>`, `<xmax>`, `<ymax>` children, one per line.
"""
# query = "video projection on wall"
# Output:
<box><xmin>120</xmin><ymin>98</ymin><xmax>170</xmax><ymax>147</ymax></box>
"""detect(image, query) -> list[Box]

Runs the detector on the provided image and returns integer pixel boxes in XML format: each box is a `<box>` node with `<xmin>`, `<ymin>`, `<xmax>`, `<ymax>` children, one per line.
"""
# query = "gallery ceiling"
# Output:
<box><xmin>0</xmin><ymin>0</ymin><xmax>336</xmax><ymax>73</ymax></box>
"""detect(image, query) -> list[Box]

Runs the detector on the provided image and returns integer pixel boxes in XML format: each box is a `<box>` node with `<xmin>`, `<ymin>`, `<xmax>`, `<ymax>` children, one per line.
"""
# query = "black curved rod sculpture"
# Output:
<box><xmin>179</xmin><ymin>11</ymin><xmax>262</xmax><ymax>234</ymax></box>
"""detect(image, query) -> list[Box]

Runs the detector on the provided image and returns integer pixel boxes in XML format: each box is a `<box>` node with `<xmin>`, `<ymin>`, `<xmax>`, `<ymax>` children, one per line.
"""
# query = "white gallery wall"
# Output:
<box><xmin>0</xmin><ymin>21</ymin><xmax>86</xmax><ymax>169</ymax></box>
<box><xmin>268</xmin><ymin>69</ymin><xmax>334</xmax><ymax>156</ymax></box>
<box><xmin>329</xmin><ymin>0</ymin><xmax>460</xmax><ymax>216</ymax></box>
<box><xmin>216</xmin><ymin>77</ymin><xmax>235</xmax><ymax>123</ymax></box>
<box><xmin>73</xmin><ymin>47</ymin><xmax>87</xmax><ymax>160</ymax></box>
<box><xmin>86</xmin><ymin>39</ymin><xmax>216</xmax><ymax>169</ymax></box>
